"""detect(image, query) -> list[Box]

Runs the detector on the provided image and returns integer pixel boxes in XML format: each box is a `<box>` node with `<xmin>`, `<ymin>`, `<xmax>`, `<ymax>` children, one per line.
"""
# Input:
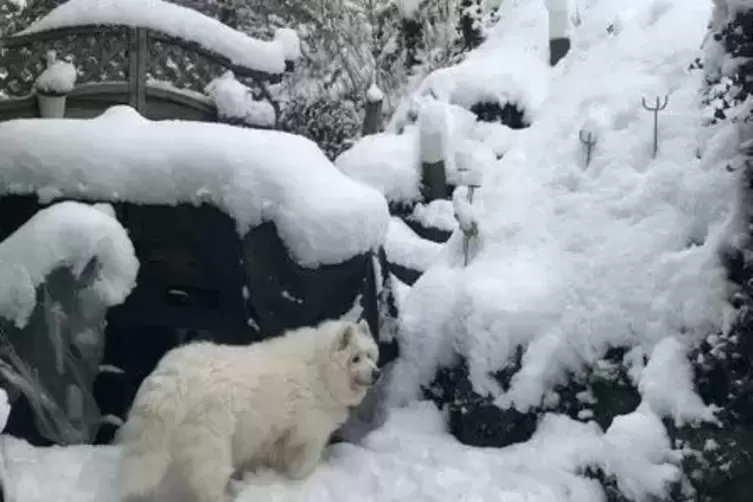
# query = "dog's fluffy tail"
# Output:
<box><xmin>117</xmin><ymin>411</ymin><xmax>173</xmax><ymax>500</ymax></box>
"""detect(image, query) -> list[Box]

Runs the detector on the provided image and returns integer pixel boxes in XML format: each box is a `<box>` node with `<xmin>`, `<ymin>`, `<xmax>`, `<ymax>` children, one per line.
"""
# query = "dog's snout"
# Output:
<box><xmin>371</xmin><ymin>367</ymin><xmax>382</xmax><ymax>382</ymax></box>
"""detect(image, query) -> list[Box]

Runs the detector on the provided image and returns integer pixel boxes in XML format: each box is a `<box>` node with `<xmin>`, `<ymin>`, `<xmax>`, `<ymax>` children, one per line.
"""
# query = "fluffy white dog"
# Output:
<box><xmin>117</xmin><ymin>318</ymin><xmax>380</xmax><ymax>502</ymax></box>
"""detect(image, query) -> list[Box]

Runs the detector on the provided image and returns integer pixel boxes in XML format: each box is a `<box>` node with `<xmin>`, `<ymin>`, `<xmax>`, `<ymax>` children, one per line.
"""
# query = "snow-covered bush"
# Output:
<box><xmin>680</xmin><ymin>2</ymin><xmax>753</xmax><ymax>500</ymax></box>
<box><xmin>279</xmin><ymin>93</ymin><xmax>362</xmax><ymax>160</ymax></box>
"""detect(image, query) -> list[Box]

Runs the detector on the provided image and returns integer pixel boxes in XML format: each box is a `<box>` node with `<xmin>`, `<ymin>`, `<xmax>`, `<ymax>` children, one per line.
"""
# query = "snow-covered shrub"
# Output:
<box><xmin>680</xmin><ymin>3</ymin><xmax>753</xmax><ymax>500</ymax></box>
<box><xmin>279</xmin><ymin>94</ymin><xmax>362</xmax><ymax>160</ymax></box>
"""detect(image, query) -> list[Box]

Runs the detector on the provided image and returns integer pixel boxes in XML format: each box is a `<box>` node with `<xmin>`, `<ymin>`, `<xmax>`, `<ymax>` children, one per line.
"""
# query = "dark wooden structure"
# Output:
<box><xmin>0</xmin><ymin>23</ymin><xmax>292</xmax><ymax>123</ymax></box>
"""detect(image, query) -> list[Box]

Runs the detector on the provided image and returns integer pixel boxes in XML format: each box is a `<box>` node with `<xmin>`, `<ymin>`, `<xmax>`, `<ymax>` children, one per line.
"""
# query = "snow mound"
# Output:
<box><xmin>0</xmin><ymin>106</ymin><xmax>389</xmax><ymax>267</ymax></box>
<box><xmin>386</xmin><ymin>218</ymin><xmax>444</xmax><ymax>272</ymax></box>
<box><xmin>0</xmin><ymin>201</ymin><xmax>138</xmax><ymax>327</ymax></box>
<box><xmin>2</xmin><ymin>402</ymin><xmax>683</xmax><ymax>502</ymax></box>
<box><xmin>388</xmin><ymin>2</ymin><xmax>550</xmax><ymax>126</ymax></box>
<box><xmin>388</xmin><ymin>0</ymin><xmax>732</xmax><ymax>428</ymax></box>
<box><xmin>18</xmin><ymin>0</ymin><xmax>297</xmax><ymax>75</ymax></box>
<box><xmin>205</xmin><ymin>71</ymin><xmax>276</xmax><ymax>127</ymax></box>
<box><xmin>336</xmin><ymin>100</ymin><xmax>497</xmax><ymax>204</ymax></box>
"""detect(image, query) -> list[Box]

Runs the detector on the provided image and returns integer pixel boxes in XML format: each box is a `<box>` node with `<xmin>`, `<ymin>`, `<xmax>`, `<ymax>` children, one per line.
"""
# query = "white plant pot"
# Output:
<box><xmin>37</xmin><ymin>93</ymin><xmax>67</xmax><ymax>118</ymax></box>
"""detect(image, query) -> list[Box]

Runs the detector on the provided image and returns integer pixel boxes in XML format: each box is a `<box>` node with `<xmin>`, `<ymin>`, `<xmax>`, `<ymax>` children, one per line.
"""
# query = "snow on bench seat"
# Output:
<box><xmin>17</xmin><ymin>0</ymin><xmax>298</xmax><ymax>75</ymax></box>
<box><xmin>0</xmin><ymin>106</ymin><xmax>389</xmax><ymax>268</ymax></box>
<box><xmin>0</xmin><ymin>201</ymin><xmax>138</xmax><ymax>327</ymax></box>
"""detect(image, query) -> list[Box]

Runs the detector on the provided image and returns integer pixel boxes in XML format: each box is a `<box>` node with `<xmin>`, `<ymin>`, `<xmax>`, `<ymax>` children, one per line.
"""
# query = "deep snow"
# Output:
<box><xmin>0</xmin><ymin>0</ymin><xmax>742</xmax><ymax>500</ymax></box>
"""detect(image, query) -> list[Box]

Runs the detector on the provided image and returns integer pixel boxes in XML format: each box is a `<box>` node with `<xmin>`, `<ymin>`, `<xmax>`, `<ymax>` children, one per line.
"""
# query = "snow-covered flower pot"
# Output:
<box><xmin>36</xmin><ymin>91</ymin><xmax>68</xmax><ymax>118</ymax></box>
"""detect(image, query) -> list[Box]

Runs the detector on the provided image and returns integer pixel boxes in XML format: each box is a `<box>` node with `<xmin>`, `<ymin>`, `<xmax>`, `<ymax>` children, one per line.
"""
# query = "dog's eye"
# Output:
<box><xmin>352</xmin><ymin>355</ymin><xmax>361</xmax><ymax>364</ymax></box>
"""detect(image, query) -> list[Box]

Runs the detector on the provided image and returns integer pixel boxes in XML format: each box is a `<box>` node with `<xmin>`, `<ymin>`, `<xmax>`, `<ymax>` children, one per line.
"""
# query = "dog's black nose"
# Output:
<box><xmin>371</xmin><ymin>368</ymin><xmax>381</xmax><ymax>382</ymax></box>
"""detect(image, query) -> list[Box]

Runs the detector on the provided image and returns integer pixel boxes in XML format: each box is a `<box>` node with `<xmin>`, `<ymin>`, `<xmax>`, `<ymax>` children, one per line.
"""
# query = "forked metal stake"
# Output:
<box><xmin>642</xmin><ymin>95</ymin><xmax>669</xmax><ymax>159</ymax></box>
<box><xmin>579</xmin><ymin>129</ymin><xmax>596</xmax><ymax>168</ymax></box>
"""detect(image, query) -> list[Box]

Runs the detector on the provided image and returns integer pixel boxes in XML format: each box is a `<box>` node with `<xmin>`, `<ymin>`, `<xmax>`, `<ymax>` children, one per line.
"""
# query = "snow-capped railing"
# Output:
<box><xmin>0</xmin><ymin>0</ymin><xmax>299</xmax><ymax>125</ymax></box>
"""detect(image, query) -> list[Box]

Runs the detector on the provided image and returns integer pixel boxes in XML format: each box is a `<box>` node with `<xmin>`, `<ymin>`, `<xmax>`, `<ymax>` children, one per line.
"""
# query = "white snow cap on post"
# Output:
<box><xmin>545</xmin><ymin>0</ymin><xmax>575</xmax><ymax>39</ymax></box>
<box><xmin>0</xmin><ymin>388</ymin><xmax>9</xmax><ymax>433</ymax></box>
<box><xmin>367</xmin><ymin>83</ymin><xmax>384</xmax><ymax>103</ymax></box>
<box><xmin>273</xmin><ymin>28</ymin><xmax>301</xmax><ymax>62</ymax></box>
<box><xmin>396</xmin><ymin>0</ymin><xmax>421</xmax><ymax>19</ymax></box>
<box><xmin>419</xmin><ymin>100</ymin><xmax>449</xmax><ymax>164</ymax></box>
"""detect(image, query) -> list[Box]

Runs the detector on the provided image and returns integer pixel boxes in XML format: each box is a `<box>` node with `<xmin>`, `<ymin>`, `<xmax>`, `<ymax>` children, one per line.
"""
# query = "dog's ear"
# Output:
<box><xmin>332</xmin><ymin>322</ymin><xmax>355</xmax><ymax>352</ymax></box>
<box><xmin>357</xmin><ymin>318</ymin><xmax>370</xmax><ymax>333</ymax></box>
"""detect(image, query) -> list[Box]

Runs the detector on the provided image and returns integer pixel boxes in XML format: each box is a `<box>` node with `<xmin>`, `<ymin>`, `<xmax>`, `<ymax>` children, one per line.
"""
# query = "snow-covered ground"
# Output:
<box><xmin>1</xmin><ymin>401</ymin><xmax>680</xmax><ymax>502</ymax></box>
<box><xmin>1</xmin><ymin>0</ymin><xmax>739</xmax><ymax>500</ymax></box>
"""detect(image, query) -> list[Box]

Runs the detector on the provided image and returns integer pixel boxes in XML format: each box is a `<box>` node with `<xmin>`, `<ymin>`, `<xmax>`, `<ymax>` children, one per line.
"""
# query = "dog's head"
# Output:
<box><xmin>325</xmin><ymin>319</ymin><xmax>380</xmax><ymax>407</ymax></box>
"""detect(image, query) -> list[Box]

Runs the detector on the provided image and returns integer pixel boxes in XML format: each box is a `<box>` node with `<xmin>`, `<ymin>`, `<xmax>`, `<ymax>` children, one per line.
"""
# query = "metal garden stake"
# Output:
<box><xmin>642</xmin><ymin>95</ymin><xmax>669</xmax><ymax>159</ymax></box>
<box><xmin>463</xmin><ymin>183</ymin><xmax>480</xmax><ymax>267</ymax></box>
<box><xmin>579</xmin><ymin>129</ymin><xmax>596</xmax><ymax>168</ymax></box>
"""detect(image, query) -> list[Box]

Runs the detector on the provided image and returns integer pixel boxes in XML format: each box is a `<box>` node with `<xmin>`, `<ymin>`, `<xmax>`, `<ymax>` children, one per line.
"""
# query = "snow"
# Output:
<box><xmin>637</xmin><ymin>337</ymin><xmax>718</xmax><ymax>426</ymax></box>
<box><xmin>366</xmin><ymin>83</ymin><xmax>384</xmax><ymax>103</ymax></box>
<box><xmin>409</xmin><ymin>199</ymin><xmax>458</xmax><ymax>232</ymax></box>
<box><xmin>205</xmin><ymin>71</ymin><xmax>276</xmax><ymax>127</ymax></box>
<box><xmin>1</xmin><ymin>0</ymin><xmax>740</xmax><ymax>500</ymax></box>
<box><xmin>2</xmin><ymin>402</ymin><xmax>684</xmax><ymax>502</ymax></box>
<box><xmin>0</xmin><ymin>388</ymin><xmax>8</xmax><ymax>433</ymax></box>
<box><xmin>18</xmin><ymin>0</ymin><xmax>296</xmax><ymax>75</ymax></box>
<box><xmin>335</xmin><ymin>130</ymin><xmax>421</xmax><ymax>202</ymax></box>
<box><xmin>396</xmin><ymin>0</ymin><xmax>421</xmax><ymax>19</ymax></box>
<box><xmin>0</xmin><ymin>106</ymin><xmax>388</xmax><ymax>267</ymax></box>
<box><xmin>273</xmin><ymin>28</ymin><xmax>302</xmax><ymax>62</ymax></box>
<box><xmin>386</xmin><ymin>0</ymin><xmax>732</xmax><ymax>428</ymax></box>
<box><xmin>34</xmin><ymin>51</ymin><xmax>77</xmax><ymax>96</ymax></box>
<box><xmin>451</xmin><ymin>186</ymin><xmax>479</xmax><ymax>237</ymax></box>
<box><xmin>545</xmin><ymin>0</ymin><xmax>576</xmax><ymax>39</ymax></box>
<box><xmin>336</xmin><ymin>101</ymin><xmax>497</xmax><ymax>204</ymax></box>
<box><xmin>0</xmin><ymin>201</ymin><xmax>138</xmax><ymax>328</ymax></box>
<box><xmin>386</xmin><ymin>218</ymin><xmax>443</xmax><ymax>272</ymax></box>
<box><xmin>387</xmin><ymin>5</ymin><xmax>550</xmax><ymax>121</ymax></box>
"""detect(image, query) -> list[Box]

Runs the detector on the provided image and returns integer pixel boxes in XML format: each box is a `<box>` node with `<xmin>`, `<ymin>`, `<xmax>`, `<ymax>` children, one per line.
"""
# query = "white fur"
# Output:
<box><xmin>117</xmin><ymin>319</ymin><xmax>379</xmax><ymax>502</ymax></box>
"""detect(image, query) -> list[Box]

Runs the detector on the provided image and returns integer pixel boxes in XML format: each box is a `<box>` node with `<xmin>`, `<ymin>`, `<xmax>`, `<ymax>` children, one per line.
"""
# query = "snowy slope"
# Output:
<box><xmin>0</xmin><ymin>0</ymin><xmax>735</xmax><ymax>501</ymax></box>
<box><xmin>389</xmin><ymin>0</ymin><xmax>730</xmax><ymax>425</ymax></box>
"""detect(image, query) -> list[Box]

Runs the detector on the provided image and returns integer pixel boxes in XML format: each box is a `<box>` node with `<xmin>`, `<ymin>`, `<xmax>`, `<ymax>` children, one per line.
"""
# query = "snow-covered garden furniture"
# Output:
<box><xmin>0</xmin><ymin>106</ymin><xmax>396</xmax><ymax>446</ymax></box>
<box><xmin>0</xmin><ymin>0</ymin><xmax>299</xmax><ymax>127</ymax></box>
<box><xmin>0</xmin><ymin>201</ymin><xmax>138</xmax><ymax>447</ymax></box>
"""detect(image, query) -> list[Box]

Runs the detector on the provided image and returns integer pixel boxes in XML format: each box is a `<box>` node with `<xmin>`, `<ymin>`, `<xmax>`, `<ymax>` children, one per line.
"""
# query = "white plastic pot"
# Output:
<box><xmin>37</xmin><ymin>92</ymin><xmax>67</xmax><ymax>118</ymax></box>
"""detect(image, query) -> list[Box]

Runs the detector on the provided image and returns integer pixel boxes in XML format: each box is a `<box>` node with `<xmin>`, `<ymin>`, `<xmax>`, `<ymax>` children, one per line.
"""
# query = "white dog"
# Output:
<box><xmin>117</xmin><ymin>319</ymin><xmax>380</xmax><ymax>502</ymax></box>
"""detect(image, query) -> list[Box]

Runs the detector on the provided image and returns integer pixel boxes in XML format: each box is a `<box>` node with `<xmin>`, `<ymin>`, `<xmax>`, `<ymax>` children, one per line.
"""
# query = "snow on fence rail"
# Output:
<box><xmin>0</xmin><ymin>0</ymin><xmax>300</xmax><ymax>124</ymax></box>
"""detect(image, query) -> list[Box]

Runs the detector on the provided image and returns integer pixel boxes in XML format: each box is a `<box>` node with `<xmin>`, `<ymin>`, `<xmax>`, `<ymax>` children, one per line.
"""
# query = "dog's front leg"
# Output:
<box><xmin>281</xmin><ymin>437</ymin><xmax>327</xmax><ymax>480</ymax></box>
